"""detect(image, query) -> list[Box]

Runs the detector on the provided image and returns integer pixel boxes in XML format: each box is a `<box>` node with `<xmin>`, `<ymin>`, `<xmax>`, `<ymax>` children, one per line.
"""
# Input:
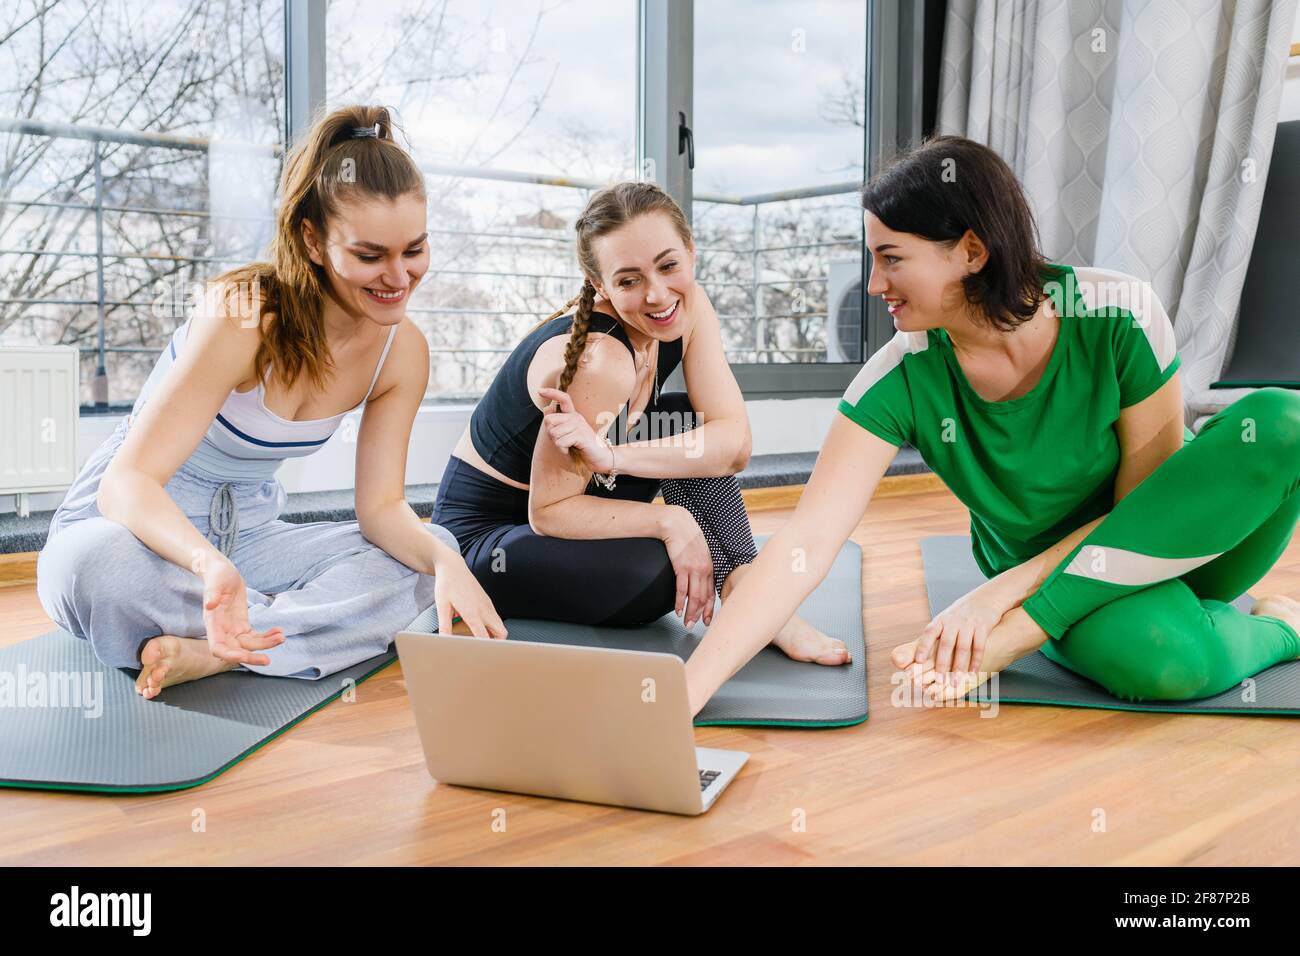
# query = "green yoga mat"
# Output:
<box><xmin>405</xmin><ymin>535</ymin><xmax>868</xmax><ymax>728</ymax></box>
<box><xmin>0</xmin><ymin>632</ymin><xmax>397</xmax><ymax>794</ymax></box>
<box><xmin>922</xmin><ymin>535</ymin><xmax>1300</xmax><ymax>715</ymax></box>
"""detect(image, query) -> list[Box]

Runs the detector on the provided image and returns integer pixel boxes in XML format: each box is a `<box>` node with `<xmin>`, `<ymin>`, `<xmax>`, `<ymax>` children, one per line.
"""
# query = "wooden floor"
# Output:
<box><xmin>4</xmin><ymin>484</ymin><xmax>1300</xmax><ymax>866</ymax></box>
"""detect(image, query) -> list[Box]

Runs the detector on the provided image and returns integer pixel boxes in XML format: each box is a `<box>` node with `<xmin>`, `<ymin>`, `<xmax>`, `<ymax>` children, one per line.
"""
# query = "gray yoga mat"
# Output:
<box><xmin>0</xmin><ymin>631</ymin><xmax>397</xmax><ymax>793</ymax></box>
<box><xmin>1212</xmin><ymin>120</ymin><xmax>1300</xmax><ymax>390</ymax></box>
<box><xmin>406</xmin><ymin>535</ymin><xmax>868</xmax><ymax>727</ymax></box>
<box><xmin>1</xmin><ymin>535</ymin><xmax>865</xmax><ymax>794</ymax></box>
<box><xmin>922</xmin><ymin>535</ymin><xmax>1300</xmax><ymax>714</ymax></box>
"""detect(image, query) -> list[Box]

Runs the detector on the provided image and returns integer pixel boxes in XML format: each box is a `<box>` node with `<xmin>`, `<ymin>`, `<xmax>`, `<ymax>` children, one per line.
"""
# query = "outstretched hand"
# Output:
<box><xmin>201</xmin><ymin>558</ymin><xmax>284</xmax><ymax>666</ymax></box>
<box><xmin>894</xmin><ymin>583</ymin><xmax>1010</xmax><ymax>676</ymax></box>
<box><xmin>434</xmin><ymin>554</ymin><xmax>509</xmax><ymax>640</ymax></box>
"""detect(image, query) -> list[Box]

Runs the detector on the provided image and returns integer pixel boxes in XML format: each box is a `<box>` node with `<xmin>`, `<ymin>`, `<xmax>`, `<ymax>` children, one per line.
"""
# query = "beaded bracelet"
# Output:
<box><xmin>592</xmin><ymin>435</ymin><xmax>619</xmax><ymax>491</ymax></box>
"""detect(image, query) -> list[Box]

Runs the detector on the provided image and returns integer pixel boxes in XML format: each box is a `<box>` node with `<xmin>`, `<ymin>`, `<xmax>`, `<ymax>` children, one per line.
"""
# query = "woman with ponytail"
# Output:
<box><xmin>38</xmin><ymin>105</ymin><xmax>505</xmax><ymax>700</ymax></box>
<box><xmin>431</xmin><ymin>181</ymin><xmax>849</xmax><ymax>665</ymax></box>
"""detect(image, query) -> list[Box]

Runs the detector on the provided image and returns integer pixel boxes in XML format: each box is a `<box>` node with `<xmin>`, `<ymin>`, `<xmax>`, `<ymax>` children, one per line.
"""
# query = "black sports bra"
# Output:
<box><xmin>467</xmin><ymin>310</ymin><xmax>685</xmax><ymax>484</ymax></box>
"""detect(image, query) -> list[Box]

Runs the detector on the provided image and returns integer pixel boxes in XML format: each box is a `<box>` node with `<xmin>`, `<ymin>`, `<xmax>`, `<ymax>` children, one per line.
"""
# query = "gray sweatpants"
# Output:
<box><xmin>37</xmin><ymin>419</ymin><xmax>456</xmax><ymax>679</ymax></box>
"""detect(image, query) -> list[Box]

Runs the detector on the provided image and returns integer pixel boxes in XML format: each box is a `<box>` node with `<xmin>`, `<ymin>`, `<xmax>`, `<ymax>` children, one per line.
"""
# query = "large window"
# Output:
<box><xmin>326</xmin><ymin>0</ymin><xmax>638</xmax><ymax>401</ymax></box>
<box><xmin>693</xmin><ymin>0</ymin><xmax>867</xmax><ymax>367</ymax></box>
<box><xmin>0</xmin><ymin>0</ymin><xmax>900</xmax><ymax>408</ymax></box>
<box><xmin>0</xmin><ymin>0</ymin><xmax>285</xmax><ymax>407</ymax></box>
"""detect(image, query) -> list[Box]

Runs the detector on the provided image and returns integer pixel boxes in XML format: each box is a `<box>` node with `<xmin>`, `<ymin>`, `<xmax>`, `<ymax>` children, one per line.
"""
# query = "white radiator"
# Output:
<box><xmin>0</xmin><ymin>347</ymin><xmax>80</xmax><ymax>517</ymax></box>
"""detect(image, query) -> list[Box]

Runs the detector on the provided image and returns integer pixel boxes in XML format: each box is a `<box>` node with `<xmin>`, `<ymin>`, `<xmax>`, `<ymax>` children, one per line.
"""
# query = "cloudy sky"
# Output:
<box><xmin>326</xmin><ymin>0</ymin><xmax>866</xmax><ymax>198</ymax></box>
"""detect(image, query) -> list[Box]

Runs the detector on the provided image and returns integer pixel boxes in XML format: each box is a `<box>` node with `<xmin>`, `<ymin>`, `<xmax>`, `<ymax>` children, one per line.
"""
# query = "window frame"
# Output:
<box><xmin>285</xmin><ymin>0</ymin><xmax>327</xmax><ymax>145</ymax></box>
<box><xmin>287</xmin><ymin>0</ymin><xmax>931</xmax><ymax>401</ymax></box>
<box><xmin>637</xmin><ymin>0</ymin><xmax>929</xmax><ymax>398</ymax></box>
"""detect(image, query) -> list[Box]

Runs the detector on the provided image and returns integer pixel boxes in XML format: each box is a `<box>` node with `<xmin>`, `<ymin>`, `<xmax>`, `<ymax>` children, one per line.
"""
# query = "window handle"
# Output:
<box><xmin>678</xmin><ymin>111</ymin><xmax>694</xmax><ymax>170</ymax></box>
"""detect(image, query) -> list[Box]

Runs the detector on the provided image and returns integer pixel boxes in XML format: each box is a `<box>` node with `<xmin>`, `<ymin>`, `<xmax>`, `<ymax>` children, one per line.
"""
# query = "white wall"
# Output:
<box><xmin>2</xmin><ymin>394</ymin><xmax>842</xmax><ymax>515</ymax></box>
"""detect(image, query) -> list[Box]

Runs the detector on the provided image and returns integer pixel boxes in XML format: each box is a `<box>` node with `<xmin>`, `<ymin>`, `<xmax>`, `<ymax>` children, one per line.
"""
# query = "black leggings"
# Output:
<box><xmin>431</xmin><ymin>392</ymin><xmax>759</xmax><ymax>626</ymax></box>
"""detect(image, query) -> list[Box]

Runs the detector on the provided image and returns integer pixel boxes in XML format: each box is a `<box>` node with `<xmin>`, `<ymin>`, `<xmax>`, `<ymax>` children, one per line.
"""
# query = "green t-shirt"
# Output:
<box><xmin>837</xmin><ymin>263</ymin><xmax>1182</xmax><ymax>579</ymax></box>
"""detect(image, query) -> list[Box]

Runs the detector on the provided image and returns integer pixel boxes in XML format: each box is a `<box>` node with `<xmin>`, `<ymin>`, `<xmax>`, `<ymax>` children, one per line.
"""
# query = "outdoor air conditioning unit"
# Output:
<box><xmin>825</xmin><ymin>257</ymin><xmax>864</xmax><ymax>363</ymax></box>
<box><xmin>0</xmin><ymin>346</ymin><xmax>80</xmax><ymax>517</ymax></box>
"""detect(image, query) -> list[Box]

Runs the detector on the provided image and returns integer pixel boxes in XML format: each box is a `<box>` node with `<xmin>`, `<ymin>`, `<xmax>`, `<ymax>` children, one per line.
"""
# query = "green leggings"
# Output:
<box><xmin>1020</xmin><ymin>388</ymin><xmax>1300</xmax><ymax>702</ymax></box>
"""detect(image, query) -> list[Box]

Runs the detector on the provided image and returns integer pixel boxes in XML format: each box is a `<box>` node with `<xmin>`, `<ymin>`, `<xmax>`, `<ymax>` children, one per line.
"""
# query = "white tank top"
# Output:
<box><xmin>130</xmin><ymin>317</ymin><xmax>398</xmax><ymax>481</ymax></box>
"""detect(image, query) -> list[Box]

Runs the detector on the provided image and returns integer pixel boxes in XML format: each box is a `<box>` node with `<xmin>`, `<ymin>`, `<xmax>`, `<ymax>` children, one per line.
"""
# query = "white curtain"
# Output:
<box><xmin>937</xmin><ymin>0</ymin><xmax>1297</xmax><ymax>426</ymax></box>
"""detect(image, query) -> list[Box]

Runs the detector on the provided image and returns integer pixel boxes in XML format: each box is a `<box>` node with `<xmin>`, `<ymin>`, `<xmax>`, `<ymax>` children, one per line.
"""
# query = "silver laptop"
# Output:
<box><xmin>395</xmin><ymin>632</ymin><xmax>749</xmax><ymax>815</ymax></box>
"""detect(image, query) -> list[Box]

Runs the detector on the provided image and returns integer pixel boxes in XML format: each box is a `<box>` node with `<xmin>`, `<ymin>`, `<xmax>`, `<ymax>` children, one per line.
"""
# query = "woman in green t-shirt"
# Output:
<box><xmin>680</xmin><ymin>134</ymin><xmax>1300</xmax><ymax>715</ymax></box>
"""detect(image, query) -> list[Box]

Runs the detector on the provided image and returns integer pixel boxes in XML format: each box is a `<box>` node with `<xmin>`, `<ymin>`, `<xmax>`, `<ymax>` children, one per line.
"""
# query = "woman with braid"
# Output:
<box><xmin>431</xmin><ymin>181</ymin><xmax>848</xmax><ymax>664</ymax></box>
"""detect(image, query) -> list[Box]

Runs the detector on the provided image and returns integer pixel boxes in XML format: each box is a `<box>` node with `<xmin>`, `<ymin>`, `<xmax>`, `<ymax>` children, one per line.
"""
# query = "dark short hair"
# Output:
<box><xmin>859</xmin><ymin>135</ymin><xmax>1049</xmax><ymax>331</ymax></box>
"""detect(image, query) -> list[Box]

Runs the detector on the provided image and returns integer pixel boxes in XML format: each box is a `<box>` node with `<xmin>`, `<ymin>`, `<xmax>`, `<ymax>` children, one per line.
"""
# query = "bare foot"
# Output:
<box><xmin>720</xmin><ymin>563</ymin><xmax>851</xmax><ymax>666</ymax></box>
<box><xmin>890</xmin><ymin>606</ymin><xmax>1048</xmax><ymax>702</ymax></box>
<box><xmin>770</xmin><ymin>614</ymin><xmax>852</xmax><ymax>666</ymax></box>
<box><xmin>1251</xmin><ymin>594</ymin><xmax>1300</xmax><ymax>659</ymax></box>
<box><xmin>136</xmin><ymin>635</ymin><xmax>239</xmax><ymax>701</ymax></box>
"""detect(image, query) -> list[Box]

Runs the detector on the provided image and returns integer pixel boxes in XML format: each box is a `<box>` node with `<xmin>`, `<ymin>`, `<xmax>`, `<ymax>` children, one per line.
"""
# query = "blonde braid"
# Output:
<box><xmin>555</xmin><ymin>278</ymin><xmax>596</xmax><ymax>467</ymax></box>
<box><xmin>558</xmin><ymin>279</ymin><xmax>596</xmax><ymax>392</ymax></box>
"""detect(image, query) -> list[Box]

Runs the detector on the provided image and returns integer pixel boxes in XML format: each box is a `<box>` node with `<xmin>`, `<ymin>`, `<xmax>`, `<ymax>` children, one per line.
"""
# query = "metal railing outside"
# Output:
<box><xmin>0</xmin><ymin>117</ymin><xmax>863</xmax><ymax>405</ymax></box>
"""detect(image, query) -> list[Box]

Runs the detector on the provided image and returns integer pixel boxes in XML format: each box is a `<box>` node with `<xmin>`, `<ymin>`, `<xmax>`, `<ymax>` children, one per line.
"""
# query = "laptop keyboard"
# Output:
<box><xmin>699</xmin><ymin>769</ymin><xmax>721</xmax><ymax>791</ymax></box>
